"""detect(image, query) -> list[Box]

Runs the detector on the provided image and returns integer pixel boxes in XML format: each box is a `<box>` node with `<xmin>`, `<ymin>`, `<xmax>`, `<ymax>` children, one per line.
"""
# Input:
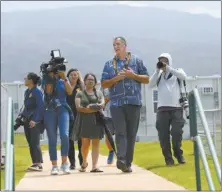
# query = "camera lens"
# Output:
<box><xmin>157</xmin><ymin>62</ymin><xmax>164</xmax><ymax>69</ymax></box>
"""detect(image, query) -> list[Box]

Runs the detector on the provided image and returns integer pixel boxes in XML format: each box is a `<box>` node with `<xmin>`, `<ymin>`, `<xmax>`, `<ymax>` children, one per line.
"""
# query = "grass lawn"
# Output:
<box><xmin>99</xmin><ymin>140</ymin><xmax>221</xmax><ymax>191</ymax></box>
<box><xmin>1</xmin><ymin>134</ymin><xmax>49</xmax><ymax>190</ymax></box>
<box><xmin>1</xmin><ymin>134</ymin><xmax>221</xmax><ymax>191</ymax></box>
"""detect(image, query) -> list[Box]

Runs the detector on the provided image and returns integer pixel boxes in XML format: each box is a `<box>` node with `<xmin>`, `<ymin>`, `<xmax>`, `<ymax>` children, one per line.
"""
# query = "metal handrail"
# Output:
<box><xmin>193</xmin><ymin>88</ymin><xmax>221</xmax><ymax>184</ymax></box>
<box><xmin>4</xmin><ymin>97</ymin><xmax>15</xmax><ymax>191</ymax></box>
<box><xmin>189</xmin><ymin>88</ymin><xmax>221</xmax><ymax>191</ymax></box>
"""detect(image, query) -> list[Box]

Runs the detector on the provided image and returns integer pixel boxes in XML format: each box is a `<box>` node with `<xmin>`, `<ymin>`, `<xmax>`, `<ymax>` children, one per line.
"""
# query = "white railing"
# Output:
<box><xmin>4</xmin><ymin>97</ymin><xmax>15</xmax><ymax>191</ymax></box>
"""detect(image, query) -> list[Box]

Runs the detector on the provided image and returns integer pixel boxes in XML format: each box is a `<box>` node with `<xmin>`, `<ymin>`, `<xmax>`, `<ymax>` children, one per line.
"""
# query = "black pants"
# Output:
<box><xmin>110</xmin><ymin>105</ymin><xmax>141</xmax><ymax>167</ymax></box>
<box><xmin>156</xmin><ymin>109</ymin><xmax>185</xmax><ymax>162</ymax></box>
<box><xmin>68</xmin><ymin>120</ymin><xmax>83</xmax><ymax>166</ymax></box>
<box><xmin>68</xmin><ymin>139</ymin><xmax>83</xmax><ymax>166</ymax></box>
<box><xmin>24</xmin><ymin>123</ymin><xmax>43</xmax><ymax>164</ymax></box>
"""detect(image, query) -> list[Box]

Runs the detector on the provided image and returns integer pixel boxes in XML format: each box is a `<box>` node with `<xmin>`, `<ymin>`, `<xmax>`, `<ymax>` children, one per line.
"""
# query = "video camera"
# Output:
<box><xmin>40</xmin><ymin>49</ymin><xmax>67</xmax><ymax>75</ymax></box>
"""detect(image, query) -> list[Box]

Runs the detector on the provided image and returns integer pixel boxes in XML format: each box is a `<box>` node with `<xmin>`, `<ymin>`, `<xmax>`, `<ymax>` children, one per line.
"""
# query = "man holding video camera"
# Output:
<box><xmin>41</xmin><ymin>50</ymin><xmax>73</xmax><ymax>175</ymax></box>
<box><xmin>149</xmin><ymin>53</ymin><xmax>187</xmax><ymax>166</ymax></box>
<box><xmin>101</xmin><ymin>37</ymin><xmax>149</xmax><ymax>173</ymax></box>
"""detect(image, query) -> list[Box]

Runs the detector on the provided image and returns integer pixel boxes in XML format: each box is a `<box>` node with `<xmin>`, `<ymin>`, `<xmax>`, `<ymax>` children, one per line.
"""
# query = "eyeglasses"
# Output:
<box><xmin>87</xmin><ymin>78</ymin><xmax>94</xmax><ymax>81</ymax></box>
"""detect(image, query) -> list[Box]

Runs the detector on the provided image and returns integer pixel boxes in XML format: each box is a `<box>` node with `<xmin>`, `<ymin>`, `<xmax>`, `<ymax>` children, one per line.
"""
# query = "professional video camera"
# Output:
<box><xmin>40</xmin><ymin>49</ymin><xmax>67</xmax><ymax>75</ymax></box>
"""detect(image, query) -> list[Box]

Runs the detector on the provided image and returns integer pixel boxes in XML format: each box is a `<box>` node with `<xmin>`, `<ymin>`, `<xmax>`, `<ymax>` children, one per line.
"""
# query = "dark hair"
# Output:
<box><xmin>67</xmin><ymin>68</ymin><xmax>81</xmax><ymax>87</ymax></box>
<box><xmin>27</xmin><ymin>72</ymin><xmax>41</xmax><ymax>86</ymax></box>
<box><xmin>84</xmin><ymin>73</ymin><xmax>98</xmax><ymax>99</ymax></box>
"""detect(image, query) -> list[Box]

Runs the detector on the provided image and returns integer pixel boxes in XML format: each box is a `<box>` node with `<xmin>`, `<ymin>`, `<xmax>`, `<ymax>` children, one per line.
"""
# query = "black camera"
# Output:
<box><xmin>14</xmin><ymin>116</ymin><xmax>24</xmax><ymax>130</ymax></box>
<box><xmin>40</xmin><ymin>49</ymin><xmax>67</xmax><ymax>75</ymax></box>
<box><xmin>179</xmin><ymin>97</ymin><xmax>189</xmax><ymax>119</ymax></box>
<box><xmin>157</xmin><ymin>61</ymin><xmax>164</xmax><ymax>69</ymax></box>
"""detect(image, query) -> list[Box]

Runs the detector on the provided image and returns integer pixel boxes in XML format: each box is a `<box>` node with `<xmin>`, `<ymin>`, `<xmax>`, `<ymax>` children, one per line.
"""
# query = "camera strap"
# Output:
<box><xmin>157</xmin><ymin>72</ymin><xmax>172</xmax><ymax>86</ymax></box>
<box><xmin>157</xmin><ymin>72</ymin><xmax>188</xmax><ymax>97</ymax></box>
<box><xmin>177</xmin><ymin>78</ymin><xmax>188</xmax><ymax>97</ymax></box>
<box><xmin>113</xmin><ymin>52</ymin><xmax>131</xmax><ymax>74</ymax></box>
<box><xmin>83</xmin><ymin>90</ymin><xmax>99</xmax><ymax>104</ymax></box>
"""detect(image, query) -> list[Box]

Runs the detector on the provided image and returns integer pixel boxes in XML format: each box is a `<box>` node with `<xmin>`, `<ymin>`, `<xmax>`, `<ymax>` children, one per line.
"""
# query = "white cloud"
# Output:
<box><xmin>117</xmin><ymin>1</ymin><xmax>149</xmax><ymax>7</ymax></box>
<box><xmin>117</xmin><ymin>1</ymin><xmax>221</xmax><ymax>18</ymax></box>
<box><xmin>187</xmin><ymin>6</ymin><xmax>221</xmax><ymax>18</ymax></box>
<box><xmin>1</xmin><ymin>1</ymin><xmax>221</xmax><ymax>18</ymax></box>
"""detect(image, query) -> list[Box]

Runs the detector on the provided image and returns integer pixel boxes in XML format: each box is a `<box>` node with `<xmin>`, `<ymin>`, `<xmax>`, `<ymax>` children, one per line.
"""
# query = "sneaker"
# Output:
<box><xmin>51</xmin><ymin>165</ymin><xmax>59</xmax><ymax>175</ymax></box>
<box><xmin>107</xmin><ymin>151</ymin><xmax>114</xmax><ymax>164</ymax></box>
<box><xmin>123</xmin><ymin>166</ymin><xmax>133</xmax><ymax>173</ymax></box>
<box><xmin>70</xmin><ymin>164</ymin><xmax>76</xmax><ymax>170</ymax></box>
<box><xmin>116</xmin><ymin>160</ymin><xmax>128</xmax><ymax>172</ymax></box>
<box><xmin>61</xmin><ymin>162</ymin><xmax>71</xmax><ymax>174</ymax></box>
<box><xmin>165</xmin><ymin>159</ymin><xmax>175</xmax><ymax>166</ymax></box>
<box><xmin>26</xmin><ymin>164</ymin><xmax>43</xmax><ymax>172</ymax></box>
<box><xmin>176</xmin><ymin>156</ymin><xmax>186</xmax><ymax>164</ymax></box>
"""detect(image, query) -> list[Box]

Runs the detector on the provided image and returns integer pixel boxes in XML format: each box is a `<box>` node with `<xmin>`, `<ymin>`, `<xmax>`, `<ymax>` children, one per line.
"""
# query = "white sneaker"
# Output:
<box><xmin>60</xmin><ymin>162</ymin><xmax>71</xmax><ymax>174</ymax></box>
<box><xmin>51</xmin><ymin>166</ymin><xmax>59</xmax><ymax>175</ymax></box>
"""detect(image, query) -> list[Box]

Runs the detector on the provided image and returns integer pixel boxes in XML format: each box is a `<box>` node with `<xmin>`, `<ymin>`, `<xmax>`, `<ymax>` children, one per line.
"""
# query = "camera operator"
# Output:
<box><xmin>66</xmin><ymin>68</ymin><xmax>84</xmax><ymax>170</ymax></box>
<box><xmin>41</xmin><ymin>51</ymin><xmax>73</xmax><ymax>175</ymax></box>
<box><xmin>149</xmin><ymin>53</ymin><xmax>187</xmax><ymax>166</ymax></box>
<box><xmin>20</xmin><ymin>72</ymin><xmax>44</xmax><ymax>171</ymax></box>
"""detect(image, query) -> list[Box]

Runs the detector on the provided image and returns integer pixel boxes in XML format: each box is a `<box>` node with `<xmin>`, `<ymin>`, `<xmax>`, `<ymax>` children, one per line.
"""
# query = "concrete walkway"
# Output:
<box><xmin>16</xmin><ymin>151</ymin><xmax>188</xmax><ymax>190</ymax></box>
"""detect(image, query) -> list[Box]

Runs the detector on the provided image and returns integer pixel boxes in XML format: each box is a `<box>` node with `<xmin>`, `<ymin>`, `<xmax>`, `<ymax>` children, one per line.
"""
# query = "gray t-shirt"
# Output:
<box><xmin>100</xmin><ymin>87</ymin><xmax>112</xmax><ymax>118</ymax></box>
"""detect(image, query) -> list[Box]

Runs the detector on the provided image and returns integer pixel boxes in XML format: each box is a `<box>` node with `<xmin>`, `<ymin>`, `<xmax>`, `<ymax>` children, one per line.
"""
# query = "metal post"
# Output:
<box><xmin>11</xmin><ymin>100</ymin><xmax>15</xmax><ymax>191</ymax></box>
<box><xmin>189</xmin><ymin>91</ymin><xmax>202</xmax><ymax>191</ymax></box>
<box><xmin>4</xmin><ymin>97</ymin><xmax>12</xmax><ymax>190</ymax></box>
<box><xmin>194</xmin><ymin>88</ymin><xmax>221</xmax><ymax>184</ymax></box>
<box><xmin>196</xmin><ymin>136</ymin><xmax>215</xmax><ymax>191</ymax></box>
<box><xmin>212</xmin><ymin>111</ymin><xmax>216</xmax><ymax>150</ymax></box>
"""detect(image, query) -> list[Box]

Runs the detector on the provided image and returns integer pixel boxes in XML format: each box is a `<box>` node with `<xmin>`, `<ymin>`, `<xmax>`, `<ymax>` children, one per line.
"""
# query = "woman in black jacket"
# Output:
<box><xmin>66</xmin><ymin>68</ymin><xmax>84</xmax><ymax>169</ymax></box>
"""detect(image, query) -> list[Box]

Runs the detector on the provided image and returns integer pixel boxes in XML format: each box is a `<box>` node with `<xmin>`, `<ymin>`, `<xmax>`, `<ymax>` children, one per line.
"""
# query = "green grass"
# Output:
<box><xmin>1</xmin><ymin>134</ymin><xmax>221</xmax><ymax>191</ymax></box>
<box><xmin>99</xmin><ymin>140</ymin><xmax>221</xmax><ymax>191</ymax></box>
<box><xmin>1</xmin><ymin>134</ymin><xmax>49</xmax><ymax>190</ymax></box>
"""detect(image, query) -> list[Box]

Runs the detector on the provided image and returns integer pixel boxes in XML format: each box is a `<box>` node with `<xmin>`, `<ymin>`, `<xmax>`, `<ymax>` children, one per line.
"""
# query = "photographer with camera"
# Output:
<box><xmin>66</xmin><ymin>68</ymin><xmax>84</xmax><ymax>170</ymax></box>
<box><xmin>41</xmin><ymin>50</ymin><xmax>73</xmax><ymax>175</ymax></box>
<box><xmin>149</xmin><ymin>53</ymin><xmax>187</xmax><ymax>166</ymax></box>
<box><xmin>16</xmin><ymin>72</ymin><xmax>44</xmax><ymax>171</ymax></box>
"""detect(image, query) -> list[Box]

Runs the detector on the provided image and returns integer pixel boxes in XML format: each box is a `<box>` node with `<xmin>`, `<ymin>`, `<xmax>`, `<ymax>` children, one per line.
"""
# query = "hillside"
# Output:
<box><xmin>1</xmin><ymin>5</ymin><xmax>221</xmax><ymax>81</ymax></box>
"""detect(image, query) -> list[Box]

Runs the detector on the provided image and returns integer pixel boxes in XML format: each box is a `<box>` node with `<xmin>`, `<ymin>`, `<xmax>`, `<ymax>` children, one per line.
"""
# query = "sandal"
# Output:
<box><xmin>90</xmin><ymin>168</ymin><xmax>103</xmax><ymax>173</ymax></box>
<box><xmin>79</xmin><ymin>162</ymin><xmax>88</xmax><ymax>172</ymax></box>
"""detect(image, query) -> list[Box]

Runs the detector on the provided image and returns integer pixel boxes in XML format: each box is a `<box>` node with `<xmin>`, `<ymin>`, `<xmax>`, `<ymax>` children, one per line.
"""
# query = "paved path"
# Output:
<box><xmin>16</xmin><ymin>151</ymin><xmax>188</xmax><ymax>190</ymax></box>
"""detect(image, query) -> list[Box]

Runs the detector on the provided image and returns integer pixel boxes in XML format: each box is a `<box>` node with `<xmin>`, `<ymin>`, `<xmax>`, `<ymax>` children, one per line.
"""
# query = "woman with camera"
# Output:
<box><xmin>73</xmin><ymin>73</ymin><xmax>105</xmax><ymax>172</ymax></box>
<box><xmin>22</xmin><ymin>72</ymin><xmax>44</xmax><ymax>171</ymax></box>
<box><xmin>66</xmin><ymin>68</ymin><xmax>84</xmax><ymax>170</ymax></box>
<box><xmin>42</xmin><ymin>70</ymin><xmax>73</xmax><ymax>175</ymax></box>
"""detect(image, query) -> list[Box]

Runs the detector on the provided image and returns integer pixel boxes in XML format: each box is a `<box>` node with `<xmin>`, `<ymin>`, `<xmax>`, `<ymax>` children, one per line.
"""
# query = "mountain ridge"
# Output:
<box><xmin>1</xmin><ymin>5</ymin><xmax>221</xmax><ymax>81</ymax></box>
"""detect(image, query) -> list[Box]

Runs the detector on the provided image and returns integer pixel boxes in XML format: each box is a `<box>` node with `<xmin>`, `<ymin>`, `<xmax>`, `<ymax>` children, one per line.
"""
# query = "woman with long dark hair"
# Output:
<box><xmin>22</xmin><ymin>72</ymin><xmax>44</xmax><ymax>171</ymax></box>
<box><xmin>66</xmin><ymin>68</ymin><xmax>84</xmax><ymax>169</ymax></box>
<box><xmin>42</xmin><ymin>70</ymin><xmax>73</xmax><ymax>175</ymax></box>
<box><xmin>73</xmin><ymin>73</ymin><xmax>105</xmax><ymax>172</ymax></box>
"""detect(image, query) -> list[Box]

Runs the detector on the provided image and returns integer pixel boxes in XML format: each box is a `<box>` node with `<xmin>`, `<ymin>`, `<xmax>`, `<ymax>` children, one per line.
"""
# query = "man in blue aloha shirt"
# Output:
<box><xmin>101</xmin><ymin>36</ymin><xmax>149</xmax><ymax>173</ymax></box>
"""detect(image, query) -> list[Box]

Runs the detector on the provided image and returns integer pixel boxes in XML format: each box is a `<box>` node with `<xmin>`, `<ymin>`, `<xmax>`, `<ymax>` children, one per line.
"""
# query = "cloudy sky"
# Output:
<box><xmin>1</xmin><ymin>1</ymin><xmax>221</xmax><ymax>18</ymax></box>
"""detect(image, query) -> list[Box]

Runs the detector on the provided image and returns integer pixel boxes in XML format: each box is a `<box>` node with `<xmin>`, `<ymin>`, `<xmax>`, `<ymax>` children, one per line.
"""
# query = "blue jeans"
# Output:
<box><xmin>44</xmin><ymin>106</ymin><xmax>69</xmax><ymax>161</ymax></box>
